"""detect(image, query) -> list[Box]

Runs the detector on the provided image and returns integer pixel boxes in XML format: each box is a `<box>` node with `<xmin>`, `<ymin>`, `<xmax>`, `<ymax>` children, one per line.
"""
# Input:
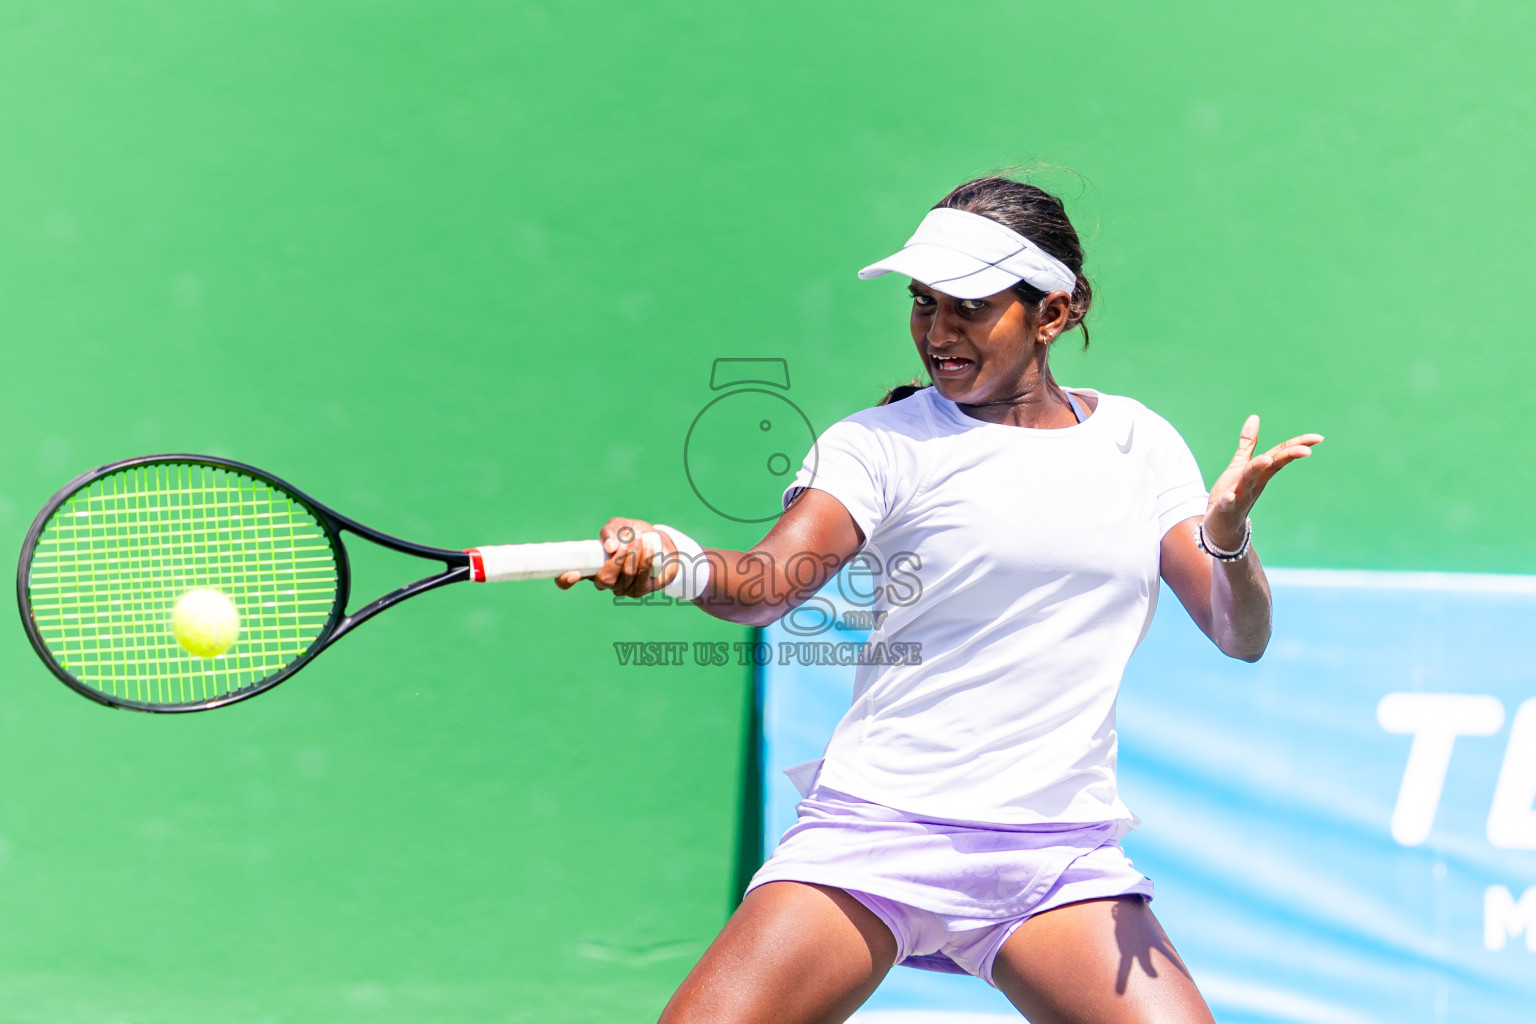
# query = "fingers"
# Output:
<box><xmin>1247</xmin><ymin>434</ymin><xmax>1325</xmax><ymax>486</ymax></box>
<box><xmin>1204</xmin><ymin>420</ymin><xmax>1322</xmax><ymax>531</ymax></box>
<box><xmin>600</xmin><ymin>523</ymin><xmax>648</xmax><ymax>597</ymax></box>
<box><xmin>581</xmin><ymin>518</ymin><xmax>674</xmax><ymax>598</ymax></box>
<box><xmin>1265</xmin><ymin>433</ymin><xmax>1325</xmax><ymax>459</ymax></box>
<box><xmin>1224</xmin><ymin>432</ymin><xmax>1324</xmax><ymax>513</ymax></box>
<box><xmin>599</xmin><ymin>517</ymin><xmax>634</xmax><ymax>555</ymax></box>
<box><xmin>1229</xmin><ymin>414</ymin><xmax>1260</xmax><ymax>466</ymax></box>
<box><xmin>1227</xmin><ymin>418</ymin><xmax>1323</xmax><ymax>471</ymax></box>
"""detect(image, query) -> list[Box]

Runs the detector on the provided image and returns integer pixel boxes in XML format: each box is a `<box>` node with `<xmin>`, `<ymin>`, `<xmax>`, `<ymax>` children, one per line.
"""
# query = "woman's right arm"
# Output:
<box><xmin>554</xmin><ymin>489</ymin><xmax>866</xmax><ymax>628</ymax></box>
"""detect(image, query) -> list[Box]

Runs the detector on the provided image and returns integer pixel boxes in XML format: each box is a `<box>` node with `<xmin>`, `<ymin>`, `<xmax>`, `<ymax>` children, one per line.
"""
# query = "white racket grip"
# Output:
<box><xmin>466</xmin><ymin>533</ymin><xmax>663</xmax><ymax>583</ymax></box>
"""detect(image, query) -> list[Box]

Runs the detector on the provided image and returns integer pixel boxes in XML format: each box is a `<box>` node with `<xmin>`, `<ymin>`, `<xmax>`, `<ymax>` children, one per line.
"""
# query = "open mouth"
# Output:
<box><xmin>931</xmin><ymin>355</ymin><xmax>974</xmax><ymax>375</ymax></box>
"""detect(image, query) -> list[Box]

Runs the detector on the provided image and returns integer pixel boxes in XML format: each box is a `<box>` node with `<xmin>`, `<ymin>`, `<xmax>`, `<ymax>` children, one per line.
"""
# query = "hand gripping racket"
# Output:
<box><xmin>17</xmin><ymin>454</ymin><xmax>655</xmax><ymax>713</ymax></box>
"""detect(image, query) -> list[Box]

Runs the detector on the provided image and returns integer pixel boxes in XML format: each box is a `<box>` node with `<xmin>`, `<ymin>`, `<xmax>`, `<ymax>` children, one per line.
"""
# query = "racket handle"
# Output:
<box><xmin>466</xmin><ymin>533</ymin><xmax>663</xmax><ymax>583</ymax></box>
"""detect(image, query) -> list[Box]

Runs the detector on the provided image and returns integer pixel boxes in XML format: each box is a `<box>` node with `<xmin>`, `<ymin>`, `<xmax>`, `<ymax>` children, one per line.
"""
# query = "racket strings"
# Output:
<box><xmin>26</xmin><ymin>462</ymin><xmax>341</xmax><ymax>708</ymax></box>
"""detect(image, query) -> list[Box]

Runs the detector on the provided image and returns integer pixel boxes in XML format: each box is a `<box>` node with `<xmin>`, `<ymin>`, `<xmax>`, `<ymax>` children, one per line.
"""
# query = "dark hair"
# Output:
<box><xmin>878</xmin><ymin>378</ymin><xmax>928</xmax><ymax>406</ymax></box>
<box><xmin>879</xmin><ymin>176</ymin><xmax>1093</xmax><ymax>406</ymax></box>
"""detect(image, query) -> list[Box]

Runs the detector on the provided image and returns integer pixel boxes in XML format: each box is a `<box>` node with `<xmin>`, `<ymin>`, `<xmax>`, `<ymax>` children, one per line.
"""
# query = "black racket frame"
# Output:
<box><xmin>17</xmin><ymin>454</ymin><xmax>471</xmax><ymax>713</ymax></box>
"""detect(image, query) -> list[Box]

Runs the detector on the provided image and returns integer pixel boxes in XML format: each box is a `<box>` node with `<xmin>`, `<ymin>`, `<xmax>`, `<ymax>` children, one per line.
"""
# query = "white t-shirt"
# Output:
<box><xmin>783</xmin><ymin>386</ymin><xmax>1209</xmax><ymax>825</ymax></box>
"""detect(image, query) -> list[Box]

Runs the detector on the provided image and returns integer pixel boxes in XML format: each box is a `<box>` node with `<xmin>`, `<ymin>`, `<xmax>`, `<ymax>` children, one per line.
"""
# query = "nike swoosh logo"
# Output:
<box><xmin>1117</xmin><ymin>423</ymin><xmax>1134</xmax><ymax>454</ymax></box>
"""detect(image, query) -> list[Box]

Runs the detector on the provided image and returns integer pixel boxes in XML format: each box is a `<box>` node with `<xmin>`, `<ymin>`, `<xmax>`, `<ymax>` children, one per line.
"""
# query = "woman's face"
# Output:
<box><xmin>908</xmin><ymin>280</ymin><xmax>1039</xmax><ymax>405</ymax></box>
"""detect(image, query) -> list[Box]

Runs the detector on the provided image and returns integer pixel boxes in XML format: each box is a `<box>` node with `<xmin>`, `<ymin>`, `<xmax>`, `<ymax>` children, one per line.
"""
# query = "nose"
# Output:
<box><xmin>926</xmin><ymin>302</ymin><xmax>964</xmax><ymax>348</ymax></box>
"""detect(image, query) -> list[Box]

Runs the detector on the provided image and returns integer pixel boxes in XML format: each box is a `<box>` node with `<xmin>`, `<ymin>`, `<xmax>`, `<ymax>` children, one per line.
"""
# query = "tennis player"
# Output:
<box><xmin>559</xmin><ymin>176</ymin><xmax>1322</xmax><ymax>1024</ymax></box>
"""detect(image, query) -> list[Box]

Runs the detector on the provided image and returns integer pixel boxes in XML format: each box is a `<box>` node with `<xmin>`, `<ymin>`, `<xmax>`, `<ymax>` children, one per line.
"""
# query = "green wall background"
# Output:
<box><xmin>1</xmin><ymin>2</ymin><xmax>1532</xmax><ymax>1020</ymax></box>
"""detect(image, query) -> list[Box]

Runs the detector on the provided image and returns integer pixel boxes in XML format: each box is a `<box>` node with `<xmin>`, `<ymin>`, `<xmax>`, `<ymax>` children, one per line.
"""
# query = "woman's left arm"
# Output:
<box><xmin>1160</xmin><ymin>415</ymin><xmax>1324</xmax><ymax>662</ymax></box>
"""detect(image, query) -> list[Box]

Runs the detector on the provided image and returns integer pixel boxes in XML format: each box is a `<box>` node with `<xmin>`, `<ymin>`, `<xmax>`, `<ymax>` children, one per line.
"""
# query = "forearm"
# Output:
<box><xmin>1207</xmin><ymin>548</ymin><xmax>1272</xmax><ymax>661</ymax></box>
<box><xmin>691</xmin><ymin>547</ymin><xmax>840</xmax><ymax>628</ymax></box>
<box><xmin>566</xmin><ymin>492</ymin><xmax>863</xmax><ymax>617</ymax></box>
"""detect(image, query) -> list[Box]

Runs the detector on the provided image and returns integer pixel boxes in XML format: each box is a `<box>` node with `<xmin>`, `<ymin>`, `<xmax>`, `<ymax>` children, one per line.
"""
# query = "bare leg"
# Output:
<box><xmin>657</xmin><ymin>881</ymin><xmax>898</xmax><ymax>1024</ymax></box>
<box><xmin>991</xmin><ymin>897</ymin><xmax>1215</xmax><ymax>1024</ymax></box>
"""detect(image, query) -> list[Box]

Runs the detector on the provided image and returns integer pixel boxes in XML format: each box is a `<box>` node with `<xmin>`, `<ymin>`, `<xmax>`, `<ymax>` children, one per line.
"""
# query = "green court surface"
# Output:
<box><xmin>1</xmin><ymin>2</ymin><xmax>1533</xmax><ymax>1020</ymax></box>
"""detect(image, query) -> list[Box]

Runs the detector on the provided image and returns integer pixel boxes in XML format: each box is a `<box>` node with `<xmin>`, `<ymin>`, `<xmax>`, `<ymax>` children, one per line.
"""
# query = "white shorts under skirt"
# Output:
<box><xmin>747</xmin><ymin>786</ymin><xmax>1154</xmax><ymax>988</ymax></box>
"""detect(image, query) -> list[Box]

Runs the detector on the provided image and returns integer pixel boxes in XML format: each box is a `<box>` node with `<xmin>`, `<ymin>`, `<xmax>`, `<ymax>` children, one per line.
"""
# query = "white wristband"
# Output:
<box><xmin>652</xmin><ymin>524</ymin><xmax>711</xmax><ymax>601</ymax></box>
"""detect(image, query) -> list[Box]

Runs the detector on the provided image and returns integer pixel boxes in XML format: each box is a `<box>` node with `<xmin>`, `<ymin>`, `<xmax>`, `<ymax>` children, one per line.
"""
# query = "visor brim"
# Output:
<box><xmin>857</xmin><ymin>243</ymin><xmax>1022</xmax><ymax>300</ymax></box>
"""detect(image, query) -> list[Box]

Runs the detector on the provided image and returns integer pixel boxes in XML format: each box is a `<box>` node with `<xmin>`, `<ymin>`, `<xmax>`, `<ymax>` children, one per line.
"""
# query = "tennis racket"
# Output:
<box><xmin>17</xmin><ymin>454</ymin><xmax>656</xmax><ymax>713</ymax></box>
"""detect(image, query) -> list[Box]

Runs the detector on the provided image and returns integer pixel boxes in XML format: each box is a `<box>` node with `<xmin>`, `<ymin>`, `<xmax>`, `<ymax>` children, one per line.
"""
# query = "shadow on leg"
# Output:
<box><xmin>991</xmin><ymin>897</ymin><xmax>1215</xmax><ymax>1024</ymax></box>
<box><xmin>658</xmin><ymin>881</ymin><xmax>898</xmax><ymax>1024</ymax></box>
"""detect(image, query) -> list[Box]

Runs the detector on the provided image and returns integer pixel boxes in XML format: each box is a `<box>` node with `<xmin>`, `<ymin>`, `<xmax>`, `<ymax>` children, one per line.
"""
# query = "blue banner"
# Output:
<box><xmin>759</xmin><ymin>570</ymin><xmax>1536</xmax><ymax>1022</ymax></box>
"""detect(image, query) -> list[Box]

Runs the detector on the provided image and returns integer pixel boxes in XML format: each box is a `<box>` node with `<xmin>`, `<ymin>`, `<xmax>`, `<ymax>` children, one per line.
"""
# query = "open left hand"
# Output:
<box><xmin>1204</xmin><ymin>415</ymin><xmax>1324</xmax><ymax>550</ymax></box>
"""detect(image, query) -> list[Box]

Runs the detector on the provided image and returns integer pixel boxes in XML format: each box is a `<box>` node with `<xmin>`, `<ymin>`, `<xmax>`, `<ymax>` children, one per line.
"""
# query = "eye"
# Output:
<box><xmin>959</xmin><ymin>298</ymin><xmax>988</xmax><ymax>311</ymax></box>
<box><xmin>909</xmin><ymin>292</ymin><xmax>935</xmax><ymax>308</ymax></box>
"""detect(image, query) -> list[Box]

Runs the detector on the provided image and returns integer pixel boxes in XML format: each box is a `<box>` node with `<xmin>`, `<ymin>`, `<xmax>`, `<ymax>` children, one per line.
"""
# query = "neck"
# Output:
<box><xmin>956</xmin><ymin>371</ymin><xmax>1078</xmax><ymax>428</ymax></box>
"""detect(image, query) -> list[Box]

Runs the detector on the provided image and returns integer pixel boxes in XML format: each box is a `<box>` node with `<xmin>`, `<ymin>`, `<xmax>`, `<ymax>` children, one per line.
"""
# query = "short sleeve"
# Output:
<box><xmin>1148</xmin><ymin>415</ymin><xmax>1209</xmax><ymax>537</ymax></box>
<box><xmin>781</xmin><ymin>417</ymin><xmax>891</xmax><ymax>541</ymax></box>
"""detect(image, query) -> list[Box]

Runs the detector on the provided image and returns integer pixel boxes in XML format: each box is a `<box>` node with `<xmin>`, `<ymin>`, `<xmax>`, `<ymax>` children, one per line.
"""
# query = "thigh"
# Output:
<box><xmin>657</xmin><ymin>881</ymin><xmax>899</xmax><ymax>1024</ymax></box>
<box><xmin>990</xmin><ymin>897</ymin><xmax>1215</xmax><ymax>1024</ymax></box>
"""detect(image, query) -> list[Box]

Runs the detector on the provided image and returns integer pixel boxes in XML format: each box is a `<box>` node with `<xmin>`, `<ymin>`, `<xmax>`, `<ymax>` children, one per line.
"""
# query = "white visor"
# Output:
<box><xmin>857</xmin><ymin>207</ymin><xmax>1077</xmax><ymax>300</ymax></box>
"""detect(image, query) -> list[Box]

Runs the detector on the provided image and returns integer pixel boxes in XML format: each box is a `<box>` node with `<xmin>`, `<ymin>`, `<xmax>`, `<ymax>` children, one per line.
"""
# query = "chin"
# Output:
<box><xmin>930</xmin><ymin>378</ymin><xmax>979</xmax><ymax>404</ymax></box>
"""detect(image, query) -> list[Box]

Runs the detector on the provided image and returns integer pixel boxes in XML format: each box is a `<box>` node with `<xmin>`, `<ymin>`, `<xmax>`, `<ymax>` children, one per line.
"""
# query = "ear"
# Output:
<box><xmin>1036</xmin><ymin>291</ymin><xmax>1074</xmax><ymax>343</ymax></box>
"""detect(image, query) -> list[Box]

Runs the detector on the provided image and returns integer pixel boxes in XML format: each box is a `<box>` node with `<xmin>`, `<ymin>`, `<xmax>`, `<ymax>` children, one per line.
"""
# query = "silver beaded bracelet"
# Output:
<box><xmin>1196</xmin><ymin>517</ymin><xmax>1253</xmax><ymax>562</ymax></box>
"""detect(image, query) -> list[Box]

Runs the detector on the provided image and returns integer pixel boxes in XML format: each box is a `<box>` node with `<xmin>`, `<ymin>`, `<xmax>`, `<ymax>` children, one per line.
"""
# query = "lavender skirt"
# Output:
<box><xmin>746</xmin><ymin>783</ymin><xmax>1153</xmax><ymax>982</ymax></box>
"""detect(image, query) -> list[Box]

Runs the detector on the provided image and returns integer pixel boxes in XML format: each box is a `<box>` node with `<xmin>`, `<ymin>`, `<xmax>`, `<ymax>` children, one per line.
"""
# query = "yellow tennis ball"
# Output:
<box><xmin>172</xmin><ymin>588</ymin><xmax>240</xmax><ymax>658</ymax></box>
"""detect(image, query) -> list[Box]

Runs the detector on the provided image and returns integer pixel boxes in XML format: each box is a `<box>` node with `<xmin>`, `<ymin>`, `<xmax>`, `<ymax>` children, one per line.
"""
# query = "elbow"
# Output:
<box><xmin>1210</xmin><ymin>613</ymin><xmax>1270</xmax><ymax>662</ymax></box>
<box><xmin>739</xmin><ymin>607</ymin><xmax>787</xmax><ymax>629</ymax></box>
<box><xmin>1222</xmin><ymin>628</ymin><xmax>1270</xmax><ymax>663</ymax></box>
